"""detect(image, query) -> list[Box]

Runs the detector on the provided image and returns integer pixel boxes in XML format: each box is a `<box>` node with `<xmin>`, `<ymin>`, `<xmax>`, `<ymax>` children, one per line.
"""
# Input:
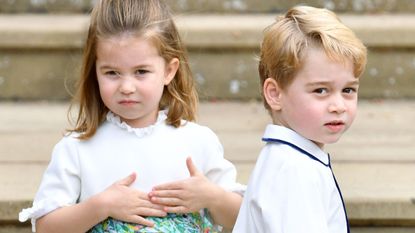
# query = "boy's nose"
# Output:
<box><xmin>328</xmin><ymin>96</ymin><xmax>346</xmax><ymax>113</ymax></box>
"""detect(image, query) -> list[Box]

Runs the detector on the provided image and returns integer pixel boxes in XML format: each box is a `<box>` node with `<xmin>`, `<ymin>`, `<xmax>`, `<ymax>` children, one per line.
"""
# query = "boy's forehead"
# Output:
<box><xmin>294</xmin><ymin>48</ymin><xmax>355</xmax><ymax>78</ymax></box>
<box><xmin>301</xmin><ymin>47</ymin><xmax>353</xmax><ymax>68</ymax></box>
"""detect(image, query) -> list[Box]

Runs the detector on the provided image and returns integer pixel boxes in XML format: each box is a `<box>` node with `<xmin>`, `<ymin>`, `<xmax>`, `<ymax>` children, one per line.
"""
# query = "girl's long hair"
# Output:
<box><xmin>67</xmin><ymin>0</ymin><xmax>197</xmax><ymax>140</ymax></box>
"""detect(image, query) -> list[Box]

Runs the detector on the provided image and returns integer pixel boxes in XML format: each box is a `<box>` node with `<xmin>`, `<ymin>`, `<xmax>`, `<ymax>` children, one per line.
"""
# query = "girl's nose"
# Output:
<box><xmin>119</xmin><ymin>77</ymin><xmax>136</xmax><ymax>94</ymax></box>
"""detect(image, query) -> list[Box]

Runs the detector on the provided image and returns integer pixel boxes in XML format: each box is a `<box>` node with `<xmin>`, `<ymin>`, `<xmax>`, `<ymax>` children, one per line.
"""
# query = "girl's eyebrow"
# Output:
<box><xmin>97</xmin><ymin>64</ymin><xmax>153</xmax><ymax>70</ymax></box>
<box><xmin>97</xmin><ymin>64</ymin><xmax>114</xmax><ymax>70</ymax></box>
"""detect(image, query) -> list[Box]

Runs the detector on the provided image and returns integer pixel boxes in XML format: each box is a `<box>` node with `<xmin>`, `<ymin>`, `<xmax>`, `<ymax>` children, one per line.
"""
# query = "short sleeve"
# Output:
<box><xmin>196</xmin><ymin>127</ymin><xmax>246</xmax><ymax>196</ymax></box>
<box><xmin>19</xmin><ymin>137</ymin><xmax>81</xmax><ymax>232</ymax></box>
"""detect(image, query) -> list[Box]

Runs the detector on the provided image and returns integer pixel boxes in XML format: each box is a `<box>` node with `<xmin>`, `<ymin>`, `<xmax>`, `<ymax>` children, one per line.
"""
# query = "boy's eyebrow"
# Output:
<box><xmin>306</xmin><ymin>80</ymin><xmax>360</xmax><ymax>86</ymax></box>
<box><xmin>343</xmin><ymin>80</ymin><xmax>360</xmax><ymax>86</ymax></box>
<box><xmin>348</xmin><ymin>80</ymin><xmax>360</xmax><ymax>85</ymax></box>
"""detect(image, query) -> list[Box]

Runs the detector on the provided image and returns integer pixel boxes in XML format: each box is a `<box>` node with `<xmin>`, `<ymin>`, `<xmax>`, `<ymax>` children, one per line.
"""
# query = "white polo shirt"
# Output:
<box><xmin>233</xmin><ymin>124</ymin><xmax>349</xmax><ymax>233</ymax></box>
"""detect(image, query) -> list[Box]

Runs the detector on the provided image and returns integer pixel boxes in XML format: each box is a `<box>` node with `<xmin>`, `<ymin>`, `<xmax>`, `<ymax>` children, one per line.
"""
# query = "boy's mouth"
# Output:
<box><xmin>325</xmin><ymin>121</ymin><xmax>344</xmax><ymax>126</ymax></box>
<box><xmin>324</xmin><ymin>121</ymin><xmax>345</xmax><ymax>132</ymax></box>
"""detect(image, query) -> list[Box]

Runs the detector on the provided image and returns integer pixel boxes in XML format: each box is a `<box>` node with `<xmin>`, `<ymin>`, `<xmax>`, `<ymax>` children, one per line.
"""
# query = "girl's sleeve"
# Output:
<box><xmin>197</xmin><ymin>127</ymin><xmax>246</xmax><ymax>195</ymax></box>
<box><xmin>18</xmin><ymin>137</ymin><xmax>81</xmax><ymax>232</ymax></box>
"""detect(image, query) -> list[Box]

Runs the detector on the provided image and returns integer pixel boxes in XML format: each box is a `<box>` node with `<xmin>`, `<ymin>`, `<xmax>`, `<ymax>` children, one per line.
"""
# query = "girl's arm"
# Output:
<box><xmin>36</xmin><ymin>173</ymin><xmax>166</xmax><ymax>233</ymax></box>
<box><xmin>149</xmin><ymin>157</ymin><xmax>243</xmax><ymax>229</ymax></box>
<box><xmin>199</xmin><ymin>180</ymin><xmax>243</xmax><ymax>229</ymax></box>
<box><xmin>36</xmin><ymin>194</ymin><xmax>107</xmax><ymax>233</ymax></box>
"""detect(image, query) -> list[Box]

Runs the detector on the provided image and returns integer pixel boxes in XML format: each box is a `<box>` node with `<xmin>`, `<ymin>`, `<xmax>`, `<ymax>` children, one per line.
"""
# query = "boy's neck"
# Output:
<box><xmin>270</xmin><ymin>115</ymin><xmax>326</xmax><ymax>149</ymax></box>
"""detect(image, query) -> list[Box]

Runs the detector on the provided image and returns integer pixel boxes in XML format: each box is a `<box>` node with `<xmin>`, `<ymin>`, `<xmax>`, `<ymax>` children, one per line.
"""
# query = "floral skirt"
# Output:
<box><xmin>88</xmin><ymin>210</ymin><xmax>219</xmax><ymax>233</ymax></box>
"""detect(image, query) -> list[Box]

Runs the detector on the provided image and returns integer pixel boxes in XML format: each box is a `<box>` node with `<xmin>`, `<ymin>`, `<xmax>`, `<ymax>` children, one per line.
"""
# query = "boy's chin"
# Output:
<box><xmin>313</xmin><ymin>137</ymin><xmax>342</xmax><ymax>148</ymax></box>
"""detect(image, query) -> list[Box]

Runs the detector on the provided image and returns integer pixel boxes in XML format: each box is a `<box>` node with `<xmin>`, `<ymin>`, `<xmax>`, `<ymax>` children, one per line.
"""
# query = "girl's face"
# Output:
<box><xmin>96</xmin><ymin>35</ymin><xmax>178</xmax><ymax>128</ymax></box>
<box><xmin>276</xmin><ymin>48</ymin><xmax>359</xmax><ymax>148</ymax></box>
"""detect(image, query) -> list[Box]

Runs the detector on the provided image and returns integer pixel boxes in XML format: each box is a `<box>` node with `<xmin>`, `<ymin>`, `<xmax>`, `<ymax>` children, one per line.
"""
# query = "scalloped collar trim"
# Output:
<box><xmin>106</xmin><ymin>110</ymin><xmax>168</xmax><ymax>137</ymax></box>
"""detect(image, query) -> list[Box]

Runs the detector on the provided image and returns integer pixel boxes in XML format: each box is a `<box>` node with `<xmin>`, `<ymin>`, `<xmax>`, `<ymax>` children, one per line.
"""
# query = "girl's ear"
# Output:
<box><xmin>263</xmin><ymin>78</ymin><xmax>283</xmax><ymax>111</ymax></box>
<box><xmin>164</xmin><ymin>58</ymin><xmax>179</xmax><ymax>85</ymax></box>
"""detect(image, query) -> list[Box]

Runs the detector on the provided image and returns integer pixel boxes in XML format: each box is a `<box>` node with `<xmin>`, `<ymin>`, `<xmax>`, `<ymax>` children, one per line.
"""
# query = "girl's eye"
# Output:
<box><xmin>136</xmin><ymin>69</ymin><xmax>149</xmax><ymax>75</ymax></box>
<box><xmin>343</xmin><ymin>87</ymin><xmax>357</xmax><ymax>94</ymax></box>
<box><xmin>104</xmin><ymin>71</ymin><xmax>118</xmax><ymax>76</ymax></box>
<box><xmin>313</xmin><ymin>88</ymin><xmax>328</xmax><ymax>94</ymax></box>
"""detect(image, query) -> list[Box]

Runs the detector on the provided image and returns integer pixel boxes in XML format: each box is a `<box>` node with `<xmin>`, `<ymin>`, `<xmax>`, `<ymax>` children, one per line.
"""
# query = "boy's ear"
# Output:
<box><xmin>164</xmin><ymin>58</ymin><xmax>179</xmax><ymax>85</ymax></box>
<box><xmin>263</xmin><ymin>78</ymin><xmax>283</xmax><ymax>111</ymax></box>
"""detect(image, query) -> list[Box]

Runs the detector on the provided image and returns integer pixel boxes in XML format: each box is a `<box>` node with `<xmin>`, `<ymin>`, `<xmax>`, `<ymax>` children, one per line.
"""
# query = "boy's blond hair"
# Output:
<box><xmin>259</xmin><ymin>6</ymin><xmax>367</xmax><ymax>110</ymax></box>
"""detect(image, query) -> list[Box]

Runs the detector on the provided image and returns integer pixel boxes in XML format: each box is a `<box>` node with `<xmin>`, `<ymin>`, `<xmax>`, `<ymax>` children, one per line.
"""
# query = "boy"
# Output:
<box><xmin>233</xmin><ymin>6</ymin><xmax>367</xmax><ymax>233</ymax></box>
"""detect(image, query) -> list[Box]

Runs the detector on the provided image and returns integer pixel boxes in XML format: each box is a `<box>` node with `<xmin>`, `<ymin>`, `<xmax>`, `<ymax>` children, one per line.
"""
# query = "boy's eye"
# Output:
<box><xmin>313</xmin><ymin>88</ymin><xmax>328</xmax><ymax>94</ymax></box>
<box><xmin>343</xmin><ymin>87</ymin><xmax>357</xmax><ymax>94</ymax></box>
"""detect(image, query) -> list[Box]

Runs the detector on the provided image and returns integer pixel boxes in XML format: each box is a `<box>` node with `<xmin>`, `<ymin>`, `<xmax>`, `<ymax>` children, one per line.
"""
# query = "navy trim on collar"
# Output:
<box><xmin>262</xmin><ymin>138</ymin><xmax>331</xmax><ymax>167</ymax></box>
<box><xmin>262</xmin><ymin>124</ymin><xmax>329</xmax><ymax>166</ymax></box>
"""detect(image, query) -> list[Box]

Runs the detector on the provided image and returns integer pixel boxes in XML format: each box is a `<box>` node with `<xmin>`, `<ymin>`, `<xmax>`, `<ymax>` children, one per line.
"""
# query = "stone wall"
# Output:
<box><xmin>1</xmin><ymin>0</ymin><xmax>415</xmax><ymax>13</ymax></box>
<box><xmin>0</xmin><ymin>2</ymin><xmax>414</xmax><ymax>100</ymax></box>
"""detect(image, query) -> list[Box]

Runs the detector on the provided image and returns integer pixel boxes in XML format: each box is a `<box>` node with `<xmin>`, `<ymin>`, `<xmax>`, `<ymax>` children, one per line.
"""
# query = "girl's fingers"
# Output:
<box><xmin>127</xmin><ymin>215</ymin><xmax>155</xmax><ymax>227</ymax></box>
<box><xmin>135</xmin><ymin>207</ymin><xmax>167</xmax><ymax>217</ymax></box>
<box><xmin>116</xmin><ymin>172</ymin><xmax>137</xmax><ymax>186</ymax></box>
<box><xmin>186</xmin><ymin>157</ymin><xmax>201</xmax><ymax>177</ymax></box>
<box><xmin>152</xmin><ymin>181</ymin><xmax>183</xmax><ymax>191</ymax></box>
<box><xmin>150</xmin><ymin>196</ymin><xmax>182</xmax><ymax>206</ymax></box>
<box><xmin>163</xmin><ymin>205</ymin><xmax>189</xmax><ymax>214</ymax></box>
<box><xmin>149</xmin><ymin>189</ymin><xmax>181</xmax><ymax>198</ymax></box>
<box><xmin>136</xmin><ymin>198</ymin><xmax>166</xmax><ymax>210</ymax></box>
<box><xmin>137</xmin><ymin>192</ymin><xmax>151</xmax><ymax>200</ymax></box>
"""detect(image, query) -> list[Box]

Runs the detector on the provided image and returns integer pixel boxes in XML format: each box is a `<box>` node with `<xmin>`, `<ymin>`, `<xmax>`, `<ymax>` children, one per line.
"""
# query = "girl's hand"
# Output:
<box><xmin>97</xmin><ymin>173</ymin><xmax>167</xmax><ymax>227</ymax></box>
<box><xmin>149</xmin><ymin>157</ymin><xmax>223</xmax><ymax>213</ymax></box>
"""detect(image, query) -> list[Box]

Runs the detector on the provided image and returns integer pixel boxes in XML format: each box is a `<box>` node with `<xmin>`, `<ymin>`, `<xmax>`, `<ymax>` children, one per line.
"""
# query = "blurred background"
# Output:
<box><xmin>0</xmin><ymin>0</ymin><xmax>414</xmax><ymax>232</ymax></box>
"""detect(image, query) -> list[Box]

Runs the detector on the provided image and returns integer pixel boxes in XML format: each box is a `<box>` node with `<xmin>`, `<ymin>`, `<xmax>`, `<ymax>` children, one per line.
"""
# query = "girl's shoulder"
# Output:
<box><xmin>176</xmin><ymin>120</ymin><xmax>219</xmax><ymax>139</ymax></box>
<box><xmin>52</xmin><ymin>132</ymin><xmax>83</xmax><ymax>150</ymax></box>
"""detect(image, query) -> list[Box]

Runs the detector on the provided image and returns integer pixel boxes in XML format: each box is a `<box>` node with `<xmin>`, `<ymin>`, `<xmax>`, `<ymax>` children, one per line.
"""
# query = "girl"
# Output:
<box><xmin>19</xmin><ymin>0</ymin><xmax>244</xmax><ymax>232</ymax></box>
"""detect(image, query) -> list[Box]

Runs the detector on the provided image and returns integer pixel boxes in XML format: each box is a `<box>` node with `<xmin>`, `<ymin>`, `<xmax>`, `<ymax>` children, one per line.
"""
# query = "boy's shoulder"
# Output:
<box><xmin>254</xmin><ymin>144</ymin><xmax>327</xmax><ymax>191</ymax></box>
<box><xmin>262</xmin><ymin>124</ymin><xmax>330</xmax><ymax>166</ymax></box>
<box><xmin>263</xmin><ymin>141</ymin><xmax>314</xmax><ymax>167</ymax></box>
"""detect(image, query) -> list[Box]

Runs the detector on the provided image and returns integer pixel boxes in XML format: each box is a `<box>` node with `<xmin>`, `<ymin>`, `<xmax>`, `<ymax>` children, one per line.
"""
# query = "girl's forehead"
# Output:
<box><xmin>98</xmin><ymin>32</ymin><xmax>145</xmax><ymax>44</ymax></box>
<box><xmin>98</xmin><ymin>33</ymin><xmax>162</xmax><ymax>54</ymax></box>
<box><xmin>95</xmin><ymin>37</ymin><xmax>164</xmax><ymax>65</ymax></box>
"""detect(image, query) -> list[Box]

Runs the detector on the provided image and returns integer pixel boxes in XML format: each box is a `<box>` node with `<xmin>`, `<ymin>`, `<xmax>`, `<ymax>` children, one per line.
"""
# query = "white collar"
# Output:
<box><xmin>106</xmin><ymin>110</ymin><xmax>168</xmax><ymax>138</ymax></box>
<box><xmin>262</xmin><ymin>124</ymin><xmax>330</xmax><ymax>166</ymax></box>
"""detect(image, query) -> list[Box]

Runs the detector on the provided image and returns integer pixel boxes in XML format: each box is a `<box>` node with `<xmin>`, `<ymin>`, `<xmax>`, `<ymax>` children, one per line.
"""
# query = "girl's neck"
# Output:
<box><xmin>119</xmin><ymin>110</ymin><xmax>160</xmax><ymax>128</ymax></box>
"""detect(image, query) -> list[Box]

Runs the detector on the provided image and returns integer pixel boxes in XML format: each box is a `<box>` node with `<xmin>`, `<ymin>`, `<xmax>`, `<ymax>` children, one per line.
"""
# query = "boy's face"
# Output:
<box><xmin>276</xmin><ymin>48</ymin><xmax>359</xmax><ymax>148</ymax></box>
